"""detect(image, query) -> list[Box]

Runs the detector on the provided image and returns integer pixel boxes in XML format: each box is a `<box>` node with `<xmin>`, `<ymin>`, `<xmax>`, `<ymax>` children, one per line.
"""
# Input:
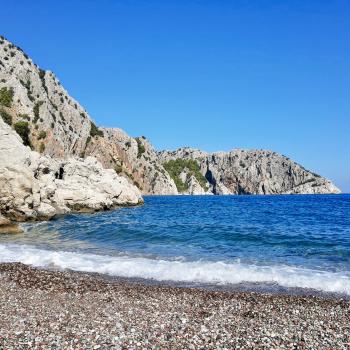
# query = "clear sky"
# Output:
<box><xmin>2</xmin><ymin>0</ymin><xmax>349</xmax><ymax>191</ymax></box>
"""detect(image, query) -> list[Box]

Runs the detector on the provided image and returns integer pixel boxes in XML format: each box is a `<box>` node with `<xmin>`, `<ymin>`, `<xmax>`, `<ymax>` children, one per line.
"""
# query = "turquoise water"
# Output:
<box><xmin>1</xmin><ymin>195</ymin><xmax>350</xmax><ymax>294</ymax></box>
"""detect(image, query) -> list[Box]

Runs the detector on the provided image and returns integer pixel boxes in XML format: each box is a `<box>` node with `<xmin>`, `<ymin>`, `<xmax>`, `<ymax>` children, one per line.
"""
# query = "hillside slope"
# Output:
<box><xmin>0</xmin><ymin>35</ymin><xmax>340</xmax><ymax>196</ymax></box>
<box><xmin>0</xmin><ymin>117</ymin><xmax>142</xmax><ymax>230</ymax></box>
<box><xmin>159</xmin><ymin>148</ymin><xmax>341</xmax><ymax>195</ymax></box>
<box><xmin>0</xmin><ymin>35</ymin><xmax>177</xmax><ymax>195</ymax></box>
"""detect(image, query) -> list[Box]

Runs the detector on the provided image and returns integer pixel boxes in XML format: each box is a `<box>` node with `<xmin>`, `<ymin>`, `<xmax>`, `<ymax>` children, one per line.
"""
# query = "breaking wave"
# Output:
<box><xmin>1</xmin><ymin>243</ymin><xmax>350</xmax><ymax>295</ymax></box>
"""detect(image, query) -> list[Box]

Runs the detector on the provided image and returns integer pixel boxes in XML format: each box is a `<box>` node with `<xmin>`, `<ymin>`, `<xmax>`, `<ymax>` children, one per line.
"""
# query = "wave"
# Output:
<box><xmin>1</xmin><ymin>243</ymin><xmax>350</xmax><ymax>295</ymax></box>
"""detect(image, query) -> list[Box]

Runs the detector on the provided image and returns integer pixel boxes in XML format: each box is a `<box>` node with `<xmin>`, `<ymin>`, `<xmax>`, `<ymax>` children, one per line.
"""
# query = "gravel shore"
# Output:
<box><xmin>0</xmin><ymin>263</ymin><xmax>349</xmax><ymax>349</ymax></box>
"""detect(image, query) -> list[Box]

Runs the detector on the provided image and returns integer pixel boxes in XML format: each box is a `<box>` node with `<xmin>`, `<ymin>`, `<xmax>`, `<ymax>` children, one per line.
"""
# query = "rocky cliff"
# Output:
<box><xmin>0</xmin><ymin>117</ymin><xmax>142</xmax><ymax>230</ymax></box>
<box><xmin>0</xmin><ymin>36</ymin><xmax>144</xmax><ymax>229</ymax></box>
<box><xmin>85</xmin><ymin>129</ymin><xmax>177</xmax><ymax>194</ymax></box>
<box><xmin>0</xmin><ymin>35</ymin><xmax>341</xmax><ymax>203</ymax></box>
<box><xmin>159</xmin><ymin>148</ymin><xmax>341</xmax><ymax>195</ymax></box>
<box><xmin>0</xmin><ymin>119</ymin><xmax>142</xmax><ymax>221</ymax></box>
<box><xmin>0</xmin><ymin>35</ymin><xmax>176</xmax><ymax>195</ymax></box>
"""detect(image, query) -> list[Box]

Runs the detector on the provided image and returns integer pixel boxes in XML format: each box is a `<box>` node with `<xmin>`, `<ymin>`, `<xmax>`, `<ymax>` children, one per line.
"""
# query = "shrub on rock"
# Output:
<box><xmin>14</xmin><ymin>121</ymin><xmax>31</xmax><ymax>146</ymax></box>
<box><xmin>0</xmin><ymin>109</ymin><xmax>12</xmax><ymax>125</ymax></box>
<box><xmin>0</xmin><ymin>87</ymin><xmax>14</xmax><ymax>107</ymax></box>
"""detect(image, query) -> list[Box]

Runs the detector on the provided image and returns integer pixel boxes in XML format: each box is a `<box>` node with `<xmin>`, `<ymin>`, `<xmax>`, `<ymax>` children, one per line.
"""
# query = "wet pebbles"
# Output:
<box><xmin>0</xmin><ymin>263</ymin><xmax>349</xmax><ymax>349</ymax></box>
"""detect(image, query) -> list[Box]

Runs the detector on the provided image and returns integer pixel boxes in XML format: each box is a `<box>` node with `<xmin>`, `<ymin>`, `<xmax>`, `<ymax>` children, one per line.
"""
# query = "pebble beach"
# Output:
<box><xmin>0</xmin><ymin>263</ymin><xmax>349</xmax><ymax>350</ymax></box>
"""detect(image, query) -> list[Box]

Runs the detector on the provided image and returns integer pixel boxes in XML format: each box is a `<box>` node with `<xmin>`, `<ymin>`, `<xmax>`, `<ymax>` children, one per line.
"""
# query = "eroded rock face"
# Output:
<box><xmin>0</xmin><ymin>119</ymin><xmax>142</xmax><ymax>224</ymax></box>
<box><xmin>0</xmin><ymin>36</ymin><xmax>341</xmax><ymax>197</ymax></box>
<box><xmin>0</xmin><ymin>36</ymin><xmax>177</xmax><ymax>195</ymax></box>
<box><xmin>159</xmin><ymin>148</ymin><xmax>341</xmax><ymax>195</ymax></box>
<box><xmin>53</xmin><ymin>157</ymin><xmax>142</xmax><ymax>210</ymax></box>
<box><xmin>0</xmin><ymin>36</ymin><xmax>91</xmax><ymax>158</ymax></box>
<box><xmin>85</xmin><ymin>129</ymin><xmax>178</xmax><ymax>195</ymax></box>
<box><xmin>186</xmin><ymin>175</ymin><xmax>209</xmax><ymax>195</ymax></box>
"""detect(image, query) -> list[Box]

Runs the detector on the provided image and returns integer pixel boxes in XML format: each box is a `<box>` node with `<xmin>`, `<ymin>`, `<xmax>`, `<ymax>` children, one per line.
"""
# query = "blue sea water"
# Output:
<box><xmin>1</xmin><ymin>195</ymin><xmax>350</xmax><ymax>295</ymax></box>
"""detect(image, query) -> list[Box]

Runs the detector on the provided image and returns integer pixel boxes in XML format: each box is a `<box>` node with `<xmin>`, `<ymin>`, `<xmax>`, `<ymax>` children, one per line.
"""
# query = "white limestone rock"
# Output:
<box><xmin>53</xmin><ymin>157</ymin><xmax>142</xmax><ymax>211</ymax></box>
<box><xmin>85</xmin><ymin>128</ymin><xmax>178</xmax><ymax>195</ymax></box>
<box><xmin>176</xmin><ymin>169</ymin><xmax>210</xmax><ymax>195</ymax></box>
<box><xmin>186</xmin><ymin>175</ymin><xmax>208</xmax><ymax>195</ymax></box>
<box><xmin>159</xmin><ymin>147</ymin><xmax>341</xmax><ymax>195</ymax></box>
<box><xmin>0</xmin><ymin>118</ymin><xmax>142</xmax><ymax>223</ymax></box>
<box><xmin>0</xmin><ymin>36</ymin><xmax>341</xmax><ymax>197</ymax></box>
<box><xmin>0</xmin><ymin>36</ymin><xmax>177</xmax><ymax>196</ymax></box>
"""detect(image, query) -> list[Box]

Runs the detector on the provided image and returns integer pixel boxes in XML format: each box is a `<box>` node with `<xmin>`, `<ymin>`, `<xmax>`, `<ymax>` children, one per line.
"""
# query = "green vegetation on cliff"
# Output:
<box><xmin>0</xmin><ymin>87</ymin><xmax>14</xmax><ymax>107</ymax></box>
<box><xmin>90</xmin><ymin>121</ymin><xmax>104</xmax><ymax>137</ymax></box>
<box><xmin>136</xmin><ymin>138</ymin><xmax>145</xmax><ymax>158</ymax></box>
<box><xmin>163</xmin><ymin>158</ymin><xmax>207</xmax><ymax>193</ymax></box>
<box><xmin>33</xmin><ymin>101</ymin><xmax>44</xmax><ymax>123</ymax></box>
<box><xmin>14</xmin><ymin>121</ymin><xmax>31</xmax><ymax>146</ymax></box>
<box><xmin>0</xmin><ymin>109</ymin><xmax>12</xmax><ymax>125</ymax></box>
<box><xmin>37</xmin><ymin>130</ymin><xmax>47</xmax><ymax>140</ymax></box>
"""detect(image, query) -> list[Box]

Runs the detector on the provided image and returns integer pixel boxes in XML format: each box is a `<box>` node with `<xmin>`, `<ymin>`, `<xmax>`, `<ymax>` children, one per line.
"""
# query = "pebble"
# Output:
<box><xmin>0</xmin><ymin>262</ymin><xmax>349</xmax><ymax>350</ymax></box>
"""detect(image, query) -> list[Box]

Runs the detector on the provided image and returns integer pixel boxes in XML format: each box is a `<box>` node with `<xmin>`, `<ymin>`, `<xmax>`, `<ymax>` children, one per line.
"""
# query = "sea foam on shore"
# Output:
<box><xmin>1</xmin><ymin>243</ymin><xmax>350</xmax><ymax>295</ymax></box>
<box><xmin>1</xmin><ymin>262</ymin><xmax>350</xmax><ymax>349</ymax></box>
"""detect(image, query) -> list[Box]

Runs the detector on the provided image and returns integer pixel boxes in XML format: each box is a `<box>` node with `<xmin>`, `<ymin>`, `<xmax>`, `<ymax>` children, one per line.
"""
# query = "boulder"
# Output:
<box><xmin>0</xmin><ymin>215</ymin><xmax>23</xmax><ymax>234</ymax></box>
<box><xmin>0</xmin><ymin>118</ymin><xmax>143</xmax><ymax>223</ymax></box>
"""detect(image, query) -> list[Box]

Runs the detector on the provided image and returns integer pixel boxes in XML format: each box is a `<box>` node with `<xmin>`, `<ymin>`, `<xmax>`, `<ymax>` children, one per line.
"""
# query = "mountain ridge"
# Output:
<box><xmin>0</xmin><ymin>35</ymin><xmax>341</xmax><ymax>200</ymax></box>
<box><xmin>158</xmin><ymin>147</ymin><xmax>341</xmax><ymax>195</ymax></box>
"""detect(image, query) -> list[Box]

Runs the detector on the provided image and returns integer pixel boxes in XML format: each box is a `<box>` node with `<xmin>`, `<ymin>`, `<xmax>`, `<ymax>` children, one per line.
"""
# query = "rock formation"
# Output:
<box><xmin>0</xmin><ymin>34</ymin><xmax>341</xmax><ymax>210</ymax></box>
<box><xmin>159</xmin><ymin>148</ymin><xmax>341</xmax><ymax>195</ymax></box>
<box><xmin>0</xmin><ymin>35</ymin><xmax>176</xmax><ymax>195</ymax></box>
<box><xmin>0</xmin><ymin>117</ymin><xmax>142</xmax><ymax>228</ymax></box>
<box><xmin>85</xmin><ymin>128</ymin><xmax>177</xmax><ymax>195</ymax></box>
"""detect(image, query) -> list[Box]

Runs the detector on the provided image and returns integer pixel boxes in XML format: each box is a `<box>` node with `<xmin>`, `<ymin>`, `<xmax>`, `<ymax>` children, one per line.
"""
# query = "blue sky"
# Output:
<box><xmin>2</xmin><ymin>0</ymin><xmax>350</xmax><ymax>191</ymax></box>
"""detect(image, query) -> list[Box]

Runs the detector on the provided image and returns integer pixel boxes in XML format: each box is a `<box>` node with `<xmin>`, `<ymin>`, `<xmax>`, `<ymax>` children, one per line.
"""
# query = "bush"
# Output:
<box><xmin>39</xmin><ymin>142</ymin><xmax>45</xmax><ymax>153</ymax></box>
<box><xmin>37</xmin><ymin>130</ymin><xmax>47</xmax><ymax>140</ymax></box>
<box><xmin>0</xmin><ymin>109</ymin><xmax>12</xmax><ymax>125</ymax></box>
<box><xmin>33</xmin><ymin>101</ymin><xmax>44</xmax><ymax>123</ymax></box>
<box><xmin>90</xmin><ymin>121</ymin><xmax>104</xmax><ymax>137</ymax></box>
<box><xmin>14</xmin><ymin>121</ymin><xmax>31</xmax><ymax>146</ymax></box>
<box><xmin>38</xmin><ymin>69</ymin><xmax>48</xmax><ymax>93</ymax></box>
<box><xmin>114</xmin><ymin>164</ymin><xmax>123</xmax><ymax>174</ymax></box>
<box><xmin>136</xmin><ymin>138</ymin><xmax>145</xmax><ymax>158</ymax></box>
<box><xmin>0</xmin><ymin>87</ymin><xmax>14</xmax><ymax>107</ymax></box>
<box><xmin>39</xmin><ymin>69</ymin><xmax>45</xmax><ymax>80</ymax></box>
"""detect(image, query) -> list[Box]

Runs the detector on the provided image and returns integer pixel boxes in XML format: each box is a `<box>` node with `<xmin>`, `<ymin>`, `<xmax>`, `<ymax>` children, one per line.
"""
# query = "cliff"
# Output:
<box><xmin>0</xmin><ymin>35</ymin><xmax>341</xmax><ymax>205</ymax></box>
<box><xmin>85</xmin><ymin>129</ymin><xmax>177</xmax><ymax>194</ymax></box>
<box><xmin>158</xmin><ymin>148</ymin><xmax>341</xmax><ymax>195</ymax></box>
<box><xmin>0</xmin><ymin>117</ymin><xmax>142</xmax><ymax>229</ymax></box>
<box><xmin>0</xmin><ymin>36</ymin><xmax>143</xmax><ymax>228</ymax></box>
<box><xmin>0</xmin><ymin>35</ymin><xmax>176</xmax><ymax>196</ymax></box>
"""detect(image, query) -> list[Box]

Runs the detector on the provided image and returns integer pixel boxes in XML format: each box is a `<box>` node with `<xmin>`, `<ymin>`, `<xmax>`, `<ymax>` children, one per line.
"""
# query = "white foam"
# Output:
<box><xmin>1</xmin><ymin>243</ymin><xmax>350</xmax><ymax>295</ymax></box>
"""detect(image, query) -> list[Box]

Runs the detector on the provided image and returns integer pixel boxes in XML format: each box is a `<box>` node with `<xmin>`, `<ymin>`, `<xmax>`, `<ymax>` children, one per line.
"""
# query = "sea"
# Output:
<box><xmin>1</xmin><ymin>195</ymin><xmax>350</xmax><ymax>296</ymax></box>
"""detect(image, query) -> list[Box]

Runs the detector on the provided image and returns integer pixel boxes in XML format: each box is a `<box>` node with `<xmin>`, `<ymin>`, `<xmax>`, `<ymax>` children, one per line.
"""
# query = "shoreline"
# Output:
<box><xmin>1</xmin><ymin>263</ymin><xmax>350</xmax><ymax>349</ymax></box>
<box><xmin>0</xmin><ymin>236</ymin><xmax>350</xmax><ymax>300</ymax></box>
<box><xmin>65</xmin><ymin>267</ymin><xmax>350</xmax><ymax>301</ymax></box>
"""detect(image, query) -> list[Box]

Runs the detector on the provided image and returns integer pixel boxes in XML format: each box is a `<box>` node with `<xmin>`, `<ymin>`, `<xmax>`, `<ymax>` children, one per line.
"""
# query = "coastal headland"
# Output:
<box><xmin>0</xmin><ymin>34</ymin><xmax>341</xmax><ymax>232</ymax></box>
